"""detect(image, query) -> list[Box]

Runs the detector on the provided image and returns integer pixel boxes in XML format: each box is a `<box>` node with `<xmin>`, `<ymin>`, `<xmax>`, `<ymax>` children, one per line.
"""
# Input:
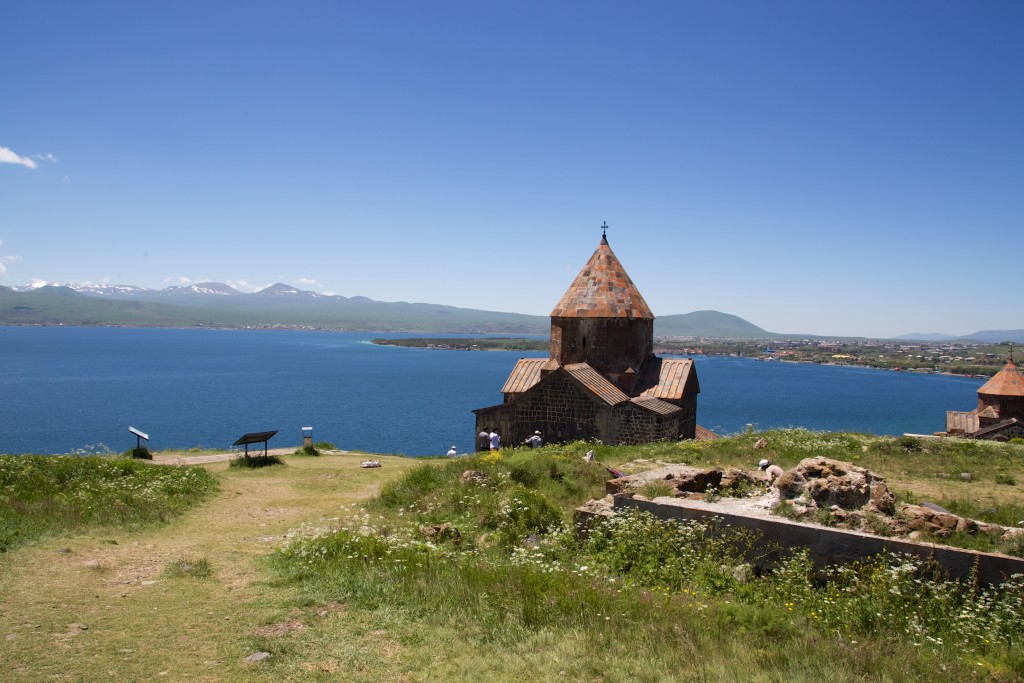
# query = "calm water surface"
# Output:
<box><xmin>0</xmin><ymin>327</ymin><xmax>983</xmax><ymax>456</ymax></box>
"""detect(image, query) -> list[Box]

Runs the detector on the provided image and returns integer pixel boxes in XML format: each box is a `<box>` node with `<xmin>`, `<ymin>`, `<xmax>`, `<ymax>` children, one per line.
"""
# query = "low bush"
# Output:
<box><xmin>122</xmin><ymin>447</ymin><xmax>152</xmax><ymax>460</ymax></box>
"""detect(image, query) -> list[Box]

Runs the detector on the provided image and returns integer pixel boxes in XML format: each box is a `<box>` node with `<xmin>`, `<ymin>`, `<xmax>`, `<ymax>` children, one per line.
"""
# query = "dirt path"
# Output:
<box><xmin>0</xmin><ymin>454</ymin><xmax>418</xmax><ymax>681</ymax></box>
<box><xmin>149</xmin><ymin>447</ymin><xmax>354</xmax><ymax>466</ymax></box>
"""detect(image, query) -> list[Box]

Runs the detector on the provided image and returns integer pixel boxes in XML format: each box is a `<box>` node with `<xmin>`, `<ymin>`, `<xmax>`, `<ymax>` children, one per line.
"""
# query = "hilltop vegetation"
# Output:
<box><xmin>4</xmin><ymin>433</ymin><xmax>1024</xmax><ymax>680</ymax></box>
<box><xmin>0</xmin><ymin>455</ymin><xmax>218</xmax><ymax>552</ymax></box>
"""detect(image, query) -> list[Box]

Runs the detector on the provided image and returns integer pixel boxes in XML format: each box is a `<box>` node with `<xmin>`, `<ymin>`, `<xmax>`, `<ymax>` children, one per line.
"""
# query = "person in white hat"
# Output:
<box><xmin>447</xmin><ymin>445</ymin><xmax>458</xmax><ymax>458</ymax></box>
<box><xmin>758</xmin><ymin>458</ymin><xmax>784</xmax><ymax>484</ymax></box>
<box><xmin>525</xmin><ymin>430</ymin><xmax>543</xmax><ymax>448</ymax></box>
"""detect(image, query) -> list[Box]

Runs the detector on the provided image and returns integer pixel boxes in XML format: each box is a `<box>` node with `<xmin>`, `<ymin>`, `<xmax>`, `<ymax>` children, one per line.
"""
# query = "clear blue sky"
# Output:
<box><xmin>2</xmin><ymin>1</ymin><xmax>1021</xmax><ymax>338</ymax></box>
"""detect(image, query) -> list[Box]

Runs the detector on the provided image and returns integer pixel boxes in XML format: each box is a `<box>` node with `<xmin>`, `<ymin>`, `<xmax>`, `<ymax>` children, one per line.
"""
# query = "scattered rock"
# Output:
<box><xmin>731</xmin><ymin>563</ymin><xmax>753</xmax><ymax>584</ymax></box>
<box><xmin>56</xmin><ymin>547</ymin><xmax>71</xmax><ymax>555</ymax></box>
<box><xmin>83</xmin><ymin>560</ymin><xmax>102</xmax><ymax>570</ymax></box>
<box><xmin>420</xmin><ymin>523</ymin><xmax>461</xmax><ymax>544</ymax></box>
<box><xmin>960</xmin><ymin>472</ymin><xmax>973</xmax><ymax>482</ymax></box>
<box><xmin>753</xmin><ymin>437</ymin><xmax>768</xmax><ymax>449</ymax></box>
<box><xmin>243</xmin><ymin>651</ymin><xmax>271</xmax><ymax>663</ymax></box>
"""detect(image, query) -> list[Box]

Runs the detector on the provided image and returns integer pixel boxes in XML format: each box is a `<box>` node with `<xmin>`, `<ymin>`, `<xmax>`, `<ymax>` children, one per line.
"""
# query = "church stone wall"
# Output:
<box><xmin>476</xmin><ymin>373</ymin><xmax>608</xmax><ymax>446</ymax></box>
<box><xmin>551</xmin><ymin>318</ymin><xmax>653</xmax><ymax>376</ymax></box>
<box><xmin>608</xmin><ymin>403</ymin><xmax>681</xmax><ymax>445</ymax></box>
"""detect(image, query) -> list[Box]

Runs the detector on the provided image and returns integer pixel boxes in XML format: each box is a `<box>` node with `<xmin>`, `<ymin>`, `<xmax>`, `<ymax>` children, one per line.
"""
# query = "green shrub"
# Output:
<box><xmin>229</xmin><ymin>454</ymin><xmax>284</xmax><ymax>469</ymax></box>
<box><xmin>377</xmin><ymin>462</ymin><xmax>452</xmax><ymax>508</ymax></box>
<box><xmin>494</xmin><ymin>486</ymin><xmax>562</xmax><ymax>546</ymax></box>
<box><xmin>898</xmin><ymin>435</ymin><xmax>923</xmax><ymax>451</ymax></box>
<box><xmin>294</xmin><ymin>445</ymin><xmax>320</xmax><ymax>456</ymax></box>
<box><xmin>123</xmin><ymin>447</ymin><xmax>152</xmax><ymax>460</ymax></box>
<box><xmin>638</xmin><ymin>480</ymin><xmax>675</xmax><ymax>498</ymax></box>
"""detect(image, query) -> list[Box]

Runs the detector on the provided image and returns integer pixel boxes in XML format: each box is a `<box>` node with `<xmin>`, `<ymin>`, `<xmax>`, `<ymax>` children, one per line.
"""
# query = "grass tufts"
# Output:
<box><xmin>0</xmin><ymin>455</ymin><xmax>218</xmax><ymax>551</ymax></box>
<box><xmin>163</xmin><ymin>556</ymin><xmax>213</xmax><ymax>579</ymax></box>
<box><xmin>229</xmin><ymin>454</ymin><xmax>285</xmax><ymax>469</ymax></box>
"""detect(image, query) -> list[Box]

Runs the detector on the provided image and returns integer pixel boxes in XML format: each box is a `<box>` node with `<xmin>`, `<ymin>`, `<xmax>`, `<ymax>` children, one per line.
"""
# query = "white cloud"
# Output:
<box><xmin>32</xmin><ymin>153</ymin><xmax>58</xmax><ymax>163</ymax></box>
<box><xmin>0</xmin><ymin>246</ymin><xmax>19</xmax><ymax>278</ymax></box>
<box><xmin>177</xmin><ymin>276</ymin><xmax>192</xmax><ymax>284</ymax></box>
<box><xmin>0</xmin><ymin>146</ymin><xmax>38</xmax><ymax>169</ymax></box>
<box><xmin>295</xmin><ymin>277</ymin><xmax>323</xmax><ymax>290</ymax></box>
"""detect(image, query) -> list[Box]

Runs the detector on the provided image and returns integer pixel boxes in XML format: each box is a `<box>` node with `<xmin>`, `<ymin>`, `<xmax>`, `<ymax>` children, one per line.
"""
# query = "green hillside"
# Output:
<box><xmin>1</xmin><ymin>286</ymin><xmax>776</xmax><ymax>337</ymax></box>
<box><xmin>654</xmin><ymin>310</ymin><xmax>774</xmax><ymax>338</ymax></box>
<box><xmin>0</xmin><ymin>286</ymin><xmax>547</xmax><ymax>333</ymax></box>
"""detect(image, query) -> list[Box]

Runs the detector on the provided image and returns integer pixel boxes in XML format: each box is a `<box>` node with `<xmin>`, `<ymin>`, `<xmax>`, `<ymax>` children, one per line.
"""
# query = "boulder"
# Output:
<box><xmin>420</xmin><ymin>523</ymin><xmax>461</xmax><ymax>544</ymax></box>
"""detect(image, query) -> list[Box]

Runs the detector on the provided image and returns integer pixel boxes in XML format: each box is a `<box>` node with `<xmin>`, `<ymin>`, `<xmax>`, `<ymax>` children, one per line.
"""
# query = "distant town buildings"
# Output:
<box><xmin>945</xmin><ymin>355</ymin><xmax>1024</xmax><ymax>441</ymax></box>
<box><xmin>474</xmin><ymin>232</ymin><xmax>704</xmax><ymax>447</ymax></box>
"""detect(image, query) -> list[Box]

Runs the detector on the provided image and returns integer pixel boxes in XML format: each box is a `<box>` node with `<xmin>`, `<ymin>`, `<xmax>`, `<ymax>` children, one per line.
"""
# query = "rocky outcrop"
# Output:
<box><xmin>771</xmin><ymin>457</ymin><xmax>1024</xmax><ymax>543</ymax></box>
<box><xmin>776</xmin><ymin>457</ymin><xmax>896</xmax><ymax>515</ymax></box>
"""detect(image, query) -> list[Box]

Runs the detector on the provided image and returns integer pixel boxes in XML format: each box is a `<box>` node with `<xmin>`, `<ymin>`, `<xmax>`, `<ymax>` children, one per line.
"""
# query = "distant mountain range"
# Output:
<box><xmin>1</xmin><ymin>281</ymin><xmax>1020</xmax><ymax>341</ymax></box>
<box><xmin>894</xmin><ymin>330</ymin><xmax>1024</xmax><ymax>344</ymax></box>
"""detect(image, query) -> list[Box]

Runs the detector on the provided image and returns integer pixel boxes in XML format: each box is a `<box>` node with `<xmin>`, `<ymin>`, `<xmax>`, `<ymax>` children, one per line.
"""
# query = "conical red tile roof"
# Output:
<box><xmin>550</xmin><ymin>235</ymin><xmax>654</xmax><ymax>319</ymax></box>
<box><xmin>979</xmin><ymin>359</ymin><xmax>1024</xmax><ymax>397</ymax></box>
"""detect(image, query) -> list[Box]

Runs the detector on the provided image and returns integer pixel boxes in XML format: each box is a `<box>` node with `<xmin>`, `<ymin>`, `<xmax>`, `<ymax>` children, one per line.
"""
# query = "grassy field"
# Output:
<box><xmin>0</xmin><ymin>453</ymin><xmax>420</xmax><ymax>681</ymax></box>
<box><xmin>2</xmin><ymin>434</ymin><xmax>1024</xmax><ymax>681</ymax></box>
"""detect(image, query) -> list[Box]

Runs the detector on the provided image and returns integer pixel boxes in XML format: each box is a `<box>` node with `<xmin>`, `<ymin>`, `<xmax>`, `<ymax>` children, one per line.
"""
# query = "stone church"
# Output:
<box><xmin>946</xmin><ymin>355</ymin><xmax>1024</xmax><ymax>441</ymax></box>
<box><xmin>474</xmin><ymin>231</ymin><xmax>700</xmax><ymax>447</ymax></box>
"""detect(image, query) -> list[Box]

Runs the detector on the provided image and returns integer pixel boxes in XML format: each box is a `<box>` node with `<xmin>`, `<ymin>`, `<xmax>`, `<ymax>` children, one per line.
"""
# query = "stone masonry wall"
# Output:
<box><xmin>476</xmin><ymin>373</ymin><xmax>607</xmax><ymax>446</ymax></box>
<box><xmin>609</xmin><ymin>403</ymin><xmax>680</xmax><ymax>445</ymax></box>
<box><xmin>551</xmin><ymin>317</ymin><xmax>653</xmax><ymax>376</ymax></box>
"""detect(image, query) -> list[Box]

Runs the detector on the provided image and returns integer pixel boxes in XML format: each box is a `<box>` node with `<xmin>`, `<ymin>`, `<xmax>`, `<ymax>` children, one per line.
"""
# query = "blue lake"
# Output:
<box><xmin>0</xmin><ymin>327</ymin><xmax>984</xmax><ymax>456</ymax></box>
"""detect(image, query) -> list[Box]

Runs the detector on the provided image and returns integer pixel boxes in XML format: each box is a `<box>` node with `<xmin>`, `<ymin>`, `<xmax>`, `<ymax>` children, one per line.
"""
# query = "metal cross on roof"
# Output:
<box><xmin>601</xmin><ymin>221</ymin><xmax>608</xmax><ymax>239</ymax></box>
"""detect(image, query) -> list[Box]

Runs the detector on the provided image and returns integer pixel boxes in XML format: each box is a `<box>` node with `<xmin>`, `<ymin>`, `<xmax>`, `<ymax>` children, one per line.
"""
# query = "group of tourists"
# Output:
<box><xmin>446</xmin><ymin>428</ymin><xmax>545</xmax><ymax>457</ymax></box>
